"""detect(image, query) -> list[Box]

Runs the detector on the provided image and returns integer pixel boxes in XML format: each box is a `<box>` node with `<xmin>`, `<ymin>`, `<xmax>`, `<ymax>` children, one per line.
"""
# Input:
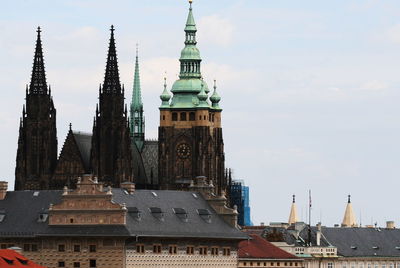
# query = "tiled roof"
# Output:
<box><xmin>0</xmin><ymin>249</ymin><xmax>45</xmax><ymax>267</ymax></box>
<box><xmin>239</xmin><ymin>234</ymin><xmax>299</xmax><ymax>259</ymax></box>
<box><xmin>0</xmin><ymin>189</ymin><xmax>247</xmax><ymax>240</ymax></box>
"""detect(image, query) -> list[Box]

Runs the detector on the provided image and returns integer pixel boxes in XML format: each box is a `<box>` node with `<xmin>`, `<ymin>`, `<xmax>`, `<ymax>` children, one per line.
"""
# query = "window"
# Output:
<box><xmin>172</xmin><ymin>113</ymin><xmax>178</xmax><ymax>121</ymax></box>
<box><xmin>328</xmin><ymin>263</ymin><xmax>334</xmax><ymax>268</ymax></box>
<box><xmin>211</xmin><ymin>247</ymin><xmax>219</xmax><ymax>256</ymax></box>
<box><xmin>189</xmin><ymin>112</ymin><xmax>195</xmax><ymax>121</ymax></box>
<box><xmin>73</xmin><ymin>262</ymin><xmax>80</xmax><ymax>268</ymax></box>
<box><xmin>31</xmin><ymin>244</ymin><xmax>38</xmax><ymax>252</ymax></box>
<box><xmin>89</xmin><ymin>259</ymin><xmax>96</xmax><ymax>268</ymax></box>
<box><xmin>58</xmin><ymin>244</ymin><xmax>65</xmax><ymax>252</ymax></box>
<box><xmin>180</xmin><ymin>112</ymin><xmax>187</xmax><ymax>121</ymax></box>
<box><xmin>186</xmin><ymin>246</ymin><xmax>194</xmax><ymax>255</ymax></box>
<box><xmin>162</xmin><ymin>115</ymin><xmax>165</xmax><ymax>120</ymax></box>
<box><xmin>136</xmin><ymin>244</ymin><xmax>145</xmax><ymax>253</ymax></box>
<box><xmin>58</xmin><ymin>261</ymin><xmax>65</xmax><ymax>267</ymax></box>
<box><xmin>89</xmin><ymin>245</ymin><xmax>96</xmax><ymax>252</ymax></box>
<box><xmin>74</xmin><ymin>245</ymin><xmax>80</xmax><ymax>252</ymax></box>
<box><xmin>153</xmin><ymin>244</ymin><xmax>162</xmax><ymax>253</ymax></box>
<box><xmin>383</xmin><ymin>265</ymin><xmax>387</xmax><ymax>268</ymax></box>
<box><xmin>223</xmin><ymin>247</ymin><xmax>231</xmax><ymax>256</ymax></box>
<box><xmin>199</xmin><ymin>246</ymin><xmax>208</xmax><ymax>255</ymax></box>
<box><xmin>169</xmin><ymin>245</ymin><xmax>177</xmax><ymax>254</ymax></box>
<box><xmin>23</xmin><ymin>244</ymin><xmax>30</xmax><ymax>252</ymax></box>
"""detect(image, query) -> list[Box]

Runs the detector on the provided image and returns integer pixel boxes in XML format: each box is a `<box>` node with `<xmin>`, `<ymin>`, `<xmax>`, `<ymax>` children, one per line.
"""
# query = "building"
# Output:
<box><xmin>158</xmin><ymin>1</ymin><xmax>226</xmax><ymax>195</ymax></box>
<box><xmin>0</xmin><ymin>176</ymin><xmax>246</xmax><ymax>268</ymax></box>
<box><xmin>13</xmin><ymin>1</ymin><xmax>239</xmax><ymax>200</ymax></box>
<box><xmin>230</xmin><ymin>179</ymin><xmax>252</xmax><ymax>226</ymax></box>
<box><xmin>0</xmin><ymin>249</ymin><xmax>46</xmax><ymax>268</ymax></box>
<box><xmin>238</xmin><ymin>234</ymin><xmax>303</xmax><ymax>268</ymax></box>
<box><xmin>15</xmin><ymin>27</ymin><xmax>58</xmax><ymax>191</ymax></box>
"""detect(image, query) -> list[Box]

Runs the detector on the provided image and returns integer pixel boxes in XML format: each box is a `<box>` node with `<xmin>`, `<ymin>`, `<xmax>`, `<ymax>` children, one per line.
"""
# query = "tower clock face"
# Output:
<box><xmin>176</xmin><ymin>143</ymin><xmax>191</xmax><ymax>159</ymax></box>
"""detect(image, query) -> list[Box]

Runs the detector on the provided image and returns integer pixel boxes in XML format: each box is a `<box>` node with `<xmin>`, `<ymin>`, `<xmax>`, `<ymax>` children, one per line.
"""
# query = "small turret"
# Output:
<box><xmin>197</xmin><ymin>80</ymin><xmax>209</xmax><ymax>108</ymax></box>
<box><xmin>210</xmin><ymin>79</ymin><xmax>221</xmax><ymax>110</ymax></box>
<box><xmin>341</xmin><ymin>195</ymin><xmax>357</xmax><ymax>227</ymax></box>
<box><xmin>288</xmin><ymin>194</ymin><xmax>299</xmax><ymax>225</ymax></box>
<box><xmin>160</xmin><ymin>77</ymin><xmax>171</xmax><ymax>108</ymax></box>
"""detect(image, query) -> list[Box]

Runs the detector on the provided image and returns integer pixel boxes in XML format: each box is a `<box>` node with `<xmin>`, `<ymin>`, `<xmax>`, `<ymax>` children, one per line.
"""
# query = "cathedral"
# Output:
<box><xmin>14</xmin><ymin>1</ymin><xmax>228</xmax><ymax>196</ymax></box>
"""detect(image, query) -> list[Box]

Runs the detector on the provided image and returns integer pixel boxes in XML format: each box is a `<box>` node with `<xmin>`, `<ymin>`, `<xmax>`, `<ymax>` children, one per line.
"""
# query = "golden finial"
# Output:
<box><xmin>189</xmin><ymin>0</ymin><xmax>193</xmax><ymax>8</ymax></box>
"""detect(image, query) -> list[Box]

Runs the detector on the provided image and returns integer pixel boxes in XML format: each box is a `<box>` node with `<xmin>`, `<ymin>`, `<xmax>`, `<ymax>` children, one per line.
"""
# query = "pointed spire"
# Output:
<box><xmin>29</xmin><ymin>26</ymin><xmax>47</xmax><ymax>95</ymax></box>
<box><xmin>341</xmin><ymin>194</ymin><xmax>357</xmax><ymax>227</ymax></box>
<box><xmin>103</xmin><ymin>25</ymin><xmax>121</xmax><ymax>94</ymax></box>
<box><xmin>197</xmin><ymin>79</ymin><xmax>209</xmax><ymax>108</ymax></box>
<box><xmin>288</xmin><ymin>194</ymin><xmax>299</xmax><ymax>225</ymax></box>
<box><xmin>185</xmin><ymin>0</ymin><xmax>197</xmax><ymax>33</ymax></box>
<box><xmin>131</xmin><ymin>43</ymin><xmax>143</xmax><ymax>111</ymax></box>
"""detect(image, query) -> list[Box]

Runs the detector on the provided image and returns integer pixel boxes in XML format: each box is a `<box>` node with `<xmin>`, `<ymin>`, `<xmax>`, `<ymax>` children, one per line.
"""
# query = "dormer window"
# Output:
<box><xmin>173</xmin><ymin>208</ymin><xmax>188</xmax><ymax>222</ymax></box>
<box><xmin>150</xmin><ymin>207</ymin><xmax>164</xmax><ymax>221</ymax></box>
<box><xmin>0</xmin><ymin>210</ymin><xmax>5</xmax><ymax>222</ymax></box>
<box><xmin>197</xmin><ymin>208</ymin><xmax>211</xmax><ymax>223</ymax></box>
<box><xmin>38</xmin><ymin>213</ymin><xmax>48</xmax><ymax>222</ymax></box>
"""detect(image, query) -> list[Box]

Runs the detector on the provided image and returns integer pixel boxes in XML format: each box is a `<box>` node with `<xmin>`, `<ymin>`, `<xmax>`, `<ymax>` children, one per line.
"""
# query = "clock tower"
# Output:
<box><xmin>158</xmin><ymin>1</ymin><xmax>226</xmax><ymax>195</ymax></box>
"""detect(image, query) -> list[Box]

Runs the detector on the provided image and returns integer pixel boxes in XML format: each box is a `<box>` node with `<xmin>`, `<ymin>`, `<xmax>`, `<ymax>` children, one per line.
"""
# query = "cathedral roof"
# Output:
<box><xmin>72</xmin><ymin>131</ymin><xmax>92</xmax><ymax>171</ymax></box>
<box><xmin>0</xmin><ymin>189</ymin><xmax>247</xmax><ymax>240</ymax></box>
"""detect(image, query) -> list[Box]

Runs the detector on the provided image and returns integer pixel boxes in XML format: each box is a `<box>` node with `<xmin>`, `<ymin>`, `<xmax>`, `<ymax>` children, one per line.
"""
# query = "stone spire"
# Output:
<box><xmin>288</xmin><ymin>194</ymin><xmax>299</xmax><ymax>225</ymax></box>
<box><xmin>30</xmin><ymin>26</ymin><xmax>47</xmax><ymax>95</ymax></box>
<box><xmin>103</xmin><ymin>25</ymin><xmax>121</xmax><ymax>94</ymax></box>
<box><xmin>341</xmin><ymin>195</ymin><xmax>357</xmax><ymax>227</ymax></box>
<box><xmin>130</xmin><ymin>44</ymin><xmax>145</xmax><ymax>151</ymax></box>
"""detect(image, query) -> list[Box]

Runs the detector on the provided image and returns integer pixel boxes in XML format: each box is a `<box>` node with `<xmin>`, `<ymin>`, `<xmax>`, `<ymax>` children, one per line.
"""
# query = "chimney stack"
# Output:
<box><xmin>0</xmin><ymin>181</ymin><xmax>8</xmax><ymax>200</ymax></box>
<box><xmin>316</xmin><ymin>222</ymin><xmax>322</xmax><ymax>246</ymax></box>
<box><xmin>386</xmin><ymin>221</ymin><xmax>395</xmax><ymax>229</ymax></box>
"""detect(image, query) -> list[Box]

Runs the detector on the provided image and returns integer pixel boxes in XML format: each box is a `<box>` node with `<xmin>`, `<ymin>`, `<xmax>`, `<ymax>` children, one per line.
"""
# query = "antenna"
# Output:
<box><xmin>308</xmin><ymin>189</ymin><xmax>312</xmax><ymax>246</ymax></box>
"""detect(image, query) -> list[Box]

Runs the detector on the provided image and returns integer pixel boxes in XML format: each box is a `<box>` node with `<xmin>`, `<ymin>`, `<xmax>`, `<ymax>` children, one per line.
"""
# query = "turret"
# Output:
<box><xmin>341</xmin><ymin>195</ymin><xmax>357</xmax><ymax>227</ymax></box>
<box><xmin>288</xmin><ymin>194</ymin><xmax>298</xmax><ymax>225</ymax></box>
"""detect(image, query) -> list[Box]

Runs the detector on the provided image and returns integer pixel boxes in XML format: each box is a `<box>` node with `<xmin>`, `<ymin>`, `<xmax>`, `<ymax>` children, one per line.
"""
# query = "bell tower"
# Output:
<box><xmin>15</xmin><ymin>27</ymin><xmax>58</xmax><ymax>190</ymax></box>
<box><xmin>158</xmin><ymin>1</ymin><xmax>226</xmax><ymax>195</ymax></box>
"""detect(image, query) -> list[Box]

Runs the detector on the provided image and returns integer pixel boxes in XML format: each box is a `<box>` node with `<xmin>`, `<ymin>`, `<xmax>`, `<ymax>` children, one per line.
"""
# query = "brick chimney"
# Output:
<box><xmin>120</xmin><ymin>182</ymin><xmax>135</xmax><ymax>194</ymax></box>
<box><xmin>386</xmin><ymin>221</ymin><xmax>395</xmax><ymax>229</ymax></box>
<box><xmin>0</xmin><ymin>181</ymin><xmax>8</xmax><ymax>200</ymax></box>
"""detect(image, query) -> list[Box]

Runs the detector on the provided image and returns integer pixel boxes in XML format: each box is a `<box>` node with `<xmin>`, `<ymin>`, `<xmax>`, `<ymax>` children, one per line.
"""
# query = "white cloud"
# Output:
<box><xmin>360</xmin><ymin>80</ymin><xmax>388</xmax><ymax>91</ymax></box>
<box><xmin>197</xmin><ymin>15</ymin><xmax>234</xmax><ymax>47</ymax></box>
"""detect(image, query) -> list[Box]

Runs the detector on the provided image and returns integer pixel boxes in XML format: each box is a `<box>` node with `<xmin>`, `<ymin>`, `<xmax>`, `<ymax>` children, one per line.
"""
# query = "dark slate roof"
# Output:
<box><xmin>264</xmin><ymin>225</ymin><xmax>330</xmax><ymax>247</ymax></box>
<box><xmin>130</xmin><ymin>142</ymin><xmax>148</xmax><ymax>186</ymax></box>
<box><xmin>141</xmin><ymin>140</ymin><xmax>158</xmax><ymax>185</ymax></box>
<box><xmin>72</xmin><ymin>131</ymin><xmax>92</xmax><ymax>171</ymax></box>
<box><xmin>321</xmin><ymin>227</ymin><xmax>400</xmax><ymax>257</ymax></box>
<box><xmin>0</xmin><ymin>189</ymin><xmax>247</xmax><ymax>240</ymax></box>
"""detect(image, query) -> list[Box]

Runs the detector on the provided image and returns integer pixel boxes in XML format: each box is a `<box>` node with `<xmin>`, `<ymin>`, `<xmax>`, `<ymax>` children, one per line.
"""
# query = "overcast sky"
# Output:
<box><xmin>1</xmin><ymin>0</ymin><xmax>400</xmax><ymax>227</ymax></box>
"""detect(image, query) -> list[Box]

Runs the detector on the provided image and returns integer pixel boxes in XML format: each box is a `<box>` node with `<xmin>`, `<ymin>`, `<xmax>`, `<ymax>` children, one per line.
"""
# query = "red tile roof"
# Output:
<box><xmin>239</xmin><ymin>234</ymin><xmax>298</xmax><ymax>259</ymax></box>
<box><xmin>0</xmin><ymin>249</ymin><xmax>46</xmax><ymax>268</ymax></box>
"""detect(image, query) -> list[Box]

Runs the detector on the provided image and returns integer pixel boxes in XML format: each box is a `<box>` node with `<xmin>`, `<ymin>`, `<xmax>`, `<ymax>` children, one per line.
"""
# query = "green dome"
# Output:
<box><xmin>210</xmin><ymin>90</ymin><xmax>221</xmax><ymax>103</ymax></box>
<box><xmin>171</xmin><ymin>78</ymin><xmax>209</xmax><ymax>94</ymax></box>
<box><xmin>180</xmin><ymin>46</ymin><xmax>201</xmax><ymax>60</ymax></box>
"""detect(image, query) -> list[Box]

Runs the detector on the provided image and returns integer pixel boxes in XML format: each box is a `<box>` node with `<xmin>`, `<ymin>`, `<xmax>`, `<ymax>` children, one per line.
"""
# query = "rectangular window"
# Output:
<box><xmin>89</xmin><ymin>259</ymin><xmax>96</xmax><ymax>268</ymax></box>
<box><xmin>199</xmin><ymin>246</ymin><xmax>208</xmax><ymax>255</ymax></box>
<box><xmin>169</xmin><ymin>245</ymin><xmax>177</xmax><ymax>254</ymax></box>
<box><xmin>73</xmin><ymin>262</ymin><xmax>80</xmax><ymax>268</ymax></box>
<box><xmin>172</xmin><ymin>113</ymin><xmax>178</xmax><ymax>121</ymax></box>
<box><xmin>136</xmin><ymin>244</ymin><xmax>145</xmax><ymax>253</ymax></box>
<box><xmin>74</xmin><ymin>245</ymin><xmax>80</xmax><ymax>252</ymax></box>
<box><xmin>58</xmin><ymin>244</ymin><xmax>65</xmax><ymax>252</ymax></box>
<box><xmin>58</xmin><ymin>261</ymin><xmax>65</xmax><ymax>267</ymax></box>
<box><xmin>31</xmin><ymin>244</ymin><xmax>38</xmax><ymax>252</ymax></box>
<box><xmin>89</xmin><ymin>245</ymin><xmax>96</xmax><ymax>252</ymax></box>
<box><xmin>211</xmin><ymin>247</ymin><xmax>219</xmax><ymax>256</ymax></box>
<box><xmin>0</xmin><ymin>244</ymin><xmax>6</xmax><ymax>249</ymax></box>
<box><xmin>223</xmin><ymin>247</ymin><xmax>231</xmax><ymax>256</ymax></box>
<box><xmin>23</xmin><ymin>244</ymin><xmax>30</xmax><ymax>252</ymax></box>
<box><xmin>383</xmin><ymin>265</ymin><xmax>387</xmax><ymax>268</ymax></box>
<box><xmin>153</xmin><ymin>244</ymin><xmax>162</xmax><ymax>253</ymax></box>
<box><xmin>328</xmin><ymin>263</ymin><xmax>334</xmax><ymax>268</ymax></box>
<box><xmin>186</xmin><ymin>246</ymin><xmax>194</xmax><ymax>255</ymax></box>
<box><xmin>189</xmin><ymin>112</ymin><xmax>195</xmax><ymax>121</ymax></box>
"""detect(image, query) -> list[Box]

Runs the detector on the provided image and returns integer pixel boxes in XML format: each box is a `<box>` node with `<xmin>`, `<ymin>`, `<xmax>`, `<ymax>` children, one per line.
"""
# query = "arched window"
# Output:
<box><xmin>180</xmin><ymin>112</ymin><xmax>187</xmax><ymax>121</ymax></box>
<box><xmin>172</xmin><ymin>113</ymin><xmax>178</xmax><ymax>121</ymax></box>
<box><xmin>189</xmin><ymin>112</ymin><xmax>195</xmax><ymax>121</ymax></box>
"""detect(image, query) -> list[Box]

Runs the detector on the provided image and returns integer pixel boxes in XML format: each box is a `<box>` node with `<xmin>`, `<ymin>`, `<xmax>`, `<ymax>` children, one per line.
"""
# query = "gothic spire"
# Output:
<box><xmin>131</xmin><ymin>44</ymin><xmax>143</xmax><ymax>111</ymax></box>
<box><xmin>29</xmin><ymin>26</ymin><xmax>47</xmax><ymax>94</ymax></box>
<box><xmin>103</xmin><ymin>25</ymin><xmax>121</xmax><ymax>93</ymax></box>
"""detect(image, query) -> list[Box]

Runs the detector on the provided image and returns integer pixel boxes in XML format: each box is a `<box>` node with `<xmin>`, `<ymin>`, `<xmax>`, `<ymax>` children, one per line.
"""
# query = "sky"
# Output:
<box><xmin>1</xmin><ymin>0</ymin><xmax>400</xmax><ymax>227</ymax></box>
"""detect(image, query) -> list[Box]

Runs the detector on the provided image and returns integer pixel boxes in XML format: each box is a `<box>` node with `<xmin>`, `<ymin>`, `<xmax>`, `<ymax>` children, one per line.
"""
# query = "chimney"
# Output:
<box><xmin>316</xmin><ymin>222</ymin><xmax>322</xmax><ymax>246</ymax></box>
<box><xmin>120</xmin><ymin>182</ymin><xmax>135</xmax><ymax>194</ymax></box>
<box><xmin>386</xmin><ymin>221</ymin><xmax>395</xmax><ymax>229</ymax></box>
<box><xmin>0</xmin><ymin>181</ymin><xmax>8</xmax><ymax>200</ymax></box>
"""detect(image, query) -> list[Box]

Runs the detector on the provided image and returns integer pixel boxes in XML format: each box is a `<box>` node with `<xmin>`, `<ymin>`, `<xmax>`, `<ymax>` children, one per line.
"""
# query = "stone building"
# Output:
<box><xmin>0</xmin><ymin>176</ymin><xmax>246</xmax><ymax>268</ymax></box>
<box><xmin>158</xmin><ymin>1</ymin><xmax>226</xmax><ymax>195</ymax></box>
